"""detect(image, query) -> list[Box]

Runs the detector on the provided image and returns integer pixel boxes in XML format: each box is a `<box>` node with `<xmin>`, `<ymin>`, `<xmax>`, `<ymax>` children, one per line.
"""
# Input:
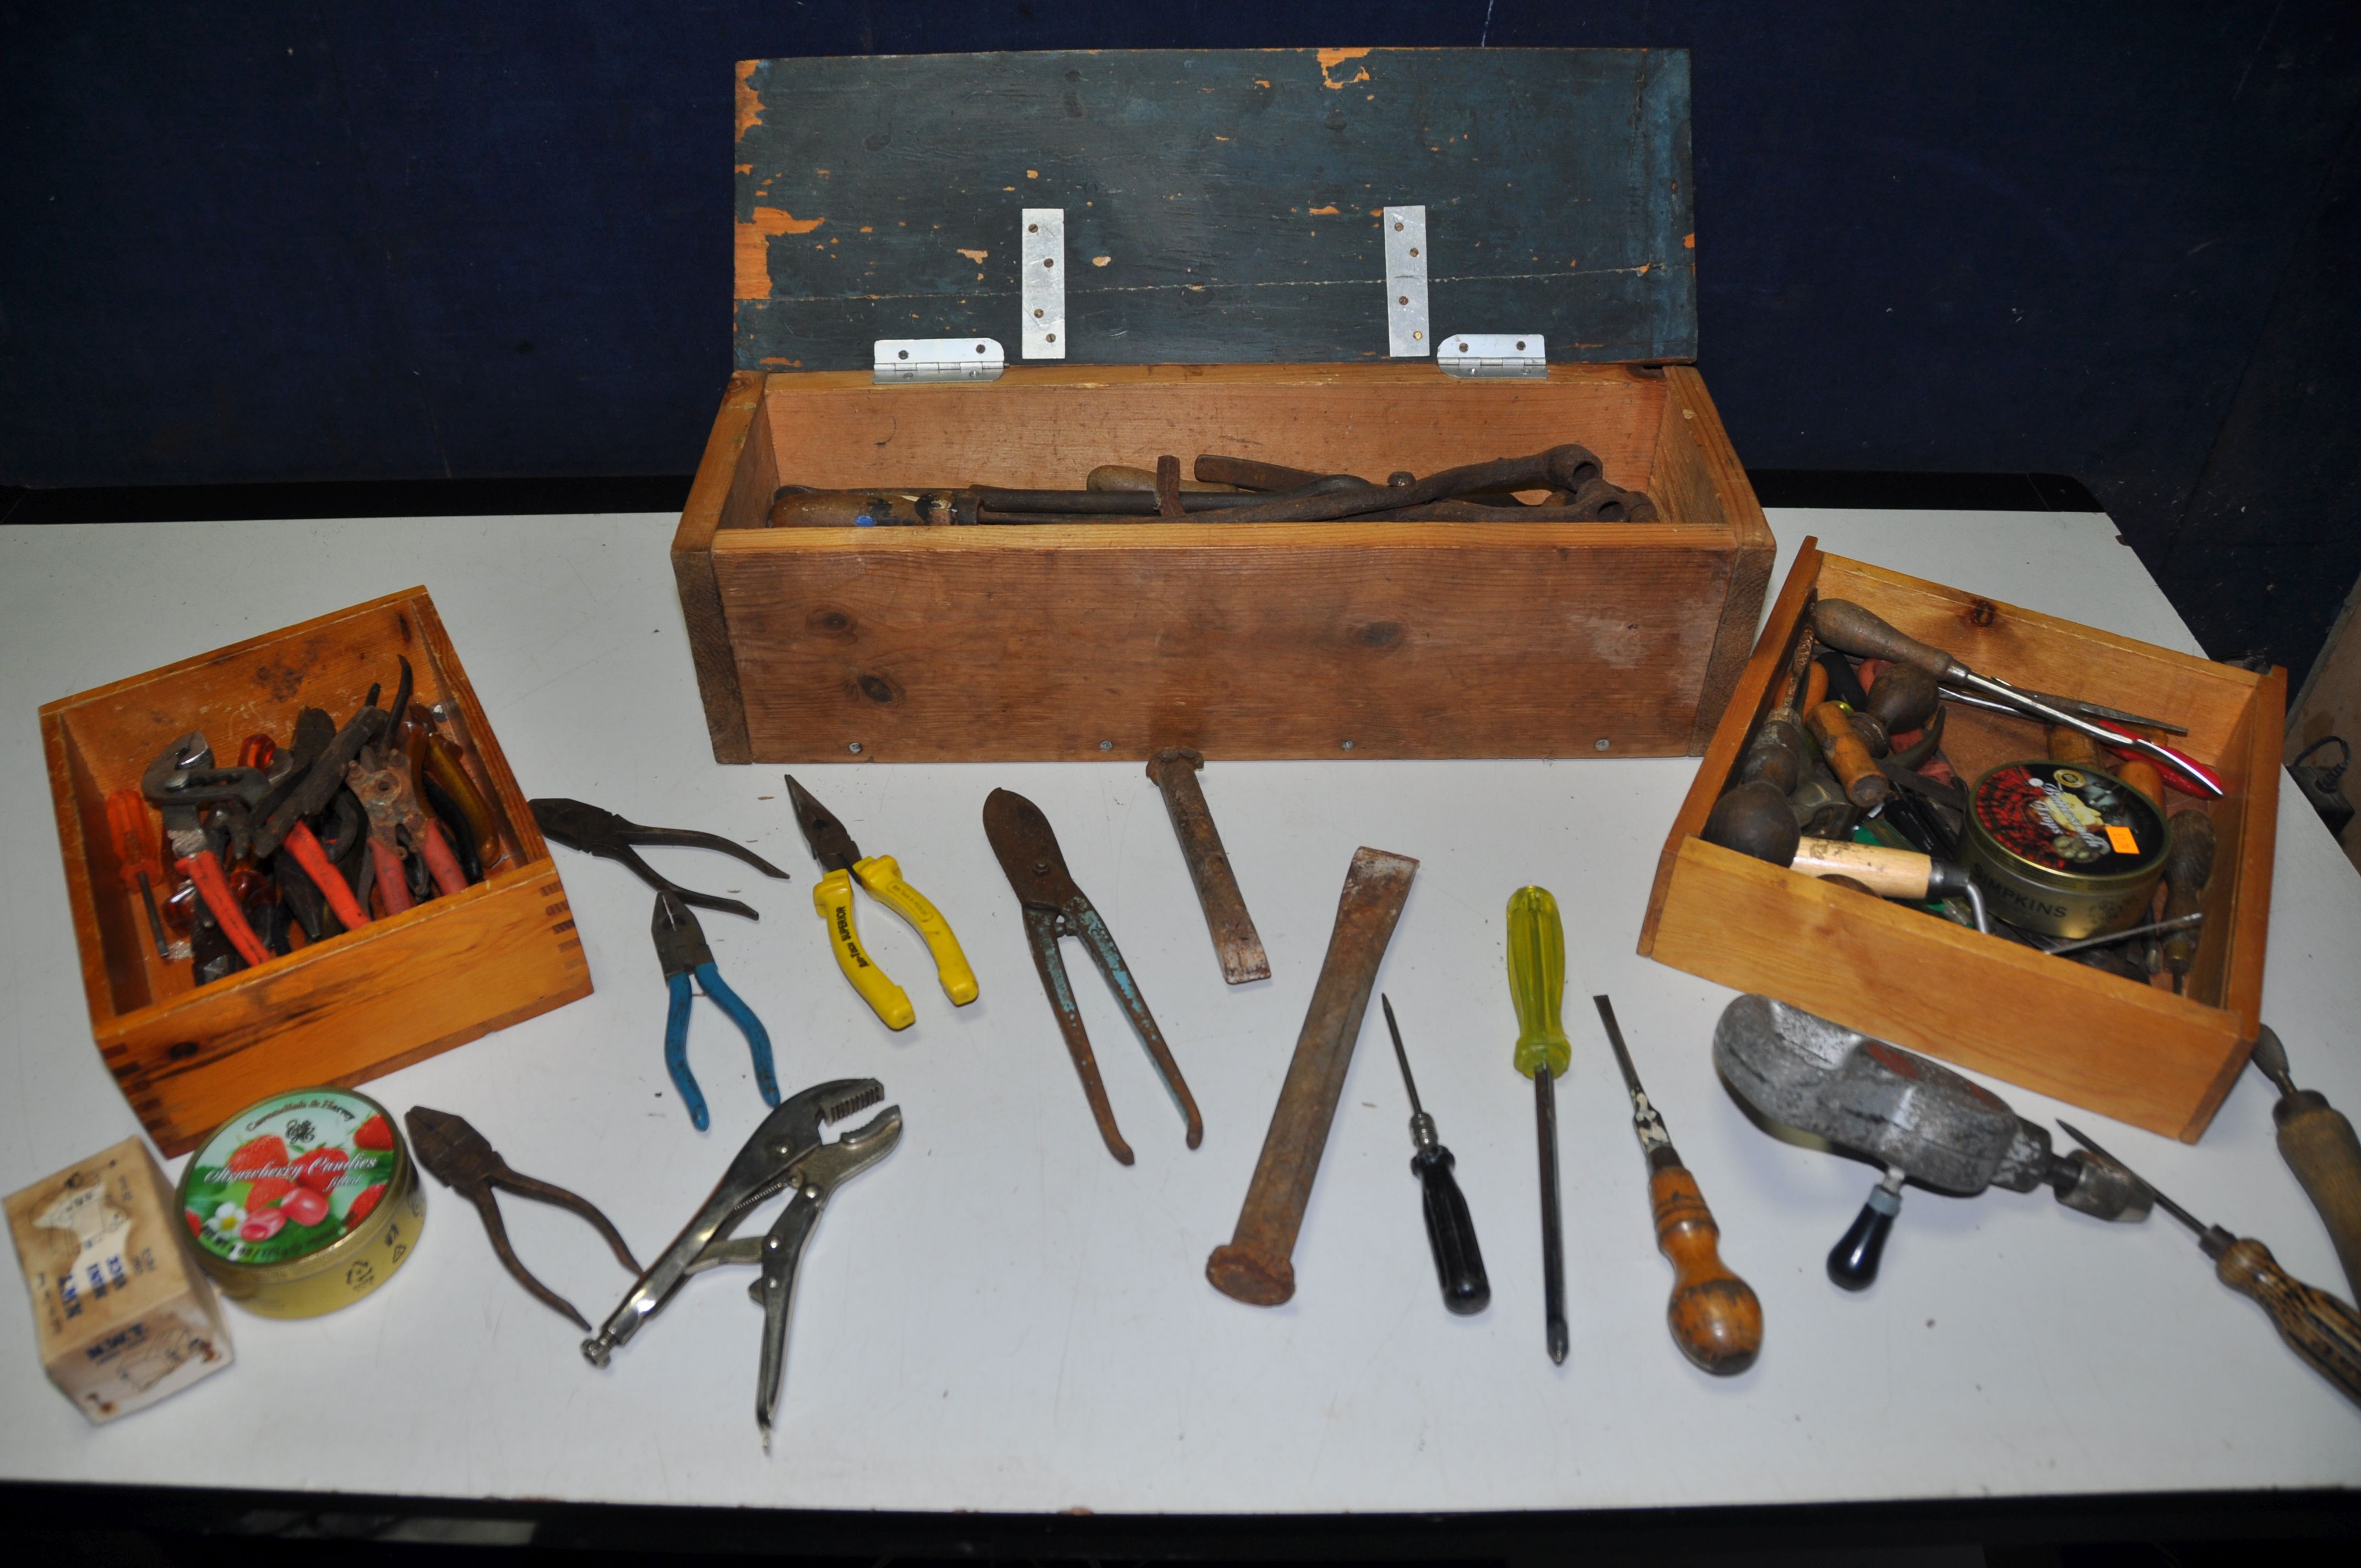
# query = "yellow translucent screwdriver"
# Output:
<box><xmin>1507</xmin><ymin>885</ymin><xmax>1573</xmax><ymax>1364</ymax></box>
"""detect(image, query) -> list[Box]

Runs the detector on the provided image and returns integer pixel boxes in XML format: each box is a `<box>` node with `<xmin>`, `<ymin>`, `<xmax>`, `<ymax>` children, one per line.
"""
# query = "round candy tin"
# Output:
<box><xmin>1959</xmin><ymin>760</ymin><xmax>2172</xmax><ymax>939</ymax></box>
<box><xmin>175</xmin><ymin>1087</ymin><xmax>425</xmax><ymax>1318</ymax></box>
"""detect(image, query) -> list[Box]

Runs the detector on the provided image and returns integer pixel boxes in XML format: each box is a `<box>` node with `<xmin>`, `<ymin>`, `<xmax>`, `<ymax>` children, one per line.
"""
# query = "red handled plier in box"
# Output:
<box><xmin>345</xmin><ymin>744</ymin><xmax>469</xmax><ymax>914</ymax></box>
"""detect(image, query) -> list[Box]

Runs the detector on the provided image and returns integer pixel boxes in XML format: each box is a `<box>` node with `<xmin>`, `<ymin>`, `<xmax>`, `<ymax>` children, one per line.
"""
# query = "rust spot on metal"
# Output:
<box><xmin>1307</xmin><ymin>204</ymin><xmax>1340</xmax><ymax>216</ymax></box>
<box><xmin>957</xmin><ymin>248</ymin><xmax>988</xmax><ymax>263</ymax></box>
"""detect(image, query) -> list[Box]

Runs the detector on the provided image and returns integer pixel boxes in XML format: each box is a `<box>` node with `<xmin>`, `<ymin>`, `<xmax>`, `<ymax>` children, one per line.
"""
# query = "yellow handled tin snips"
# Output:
<box><xmin>784</xmin><ymin>776</ymin><xmax>977</xmax><ymax>1030</ymax></box>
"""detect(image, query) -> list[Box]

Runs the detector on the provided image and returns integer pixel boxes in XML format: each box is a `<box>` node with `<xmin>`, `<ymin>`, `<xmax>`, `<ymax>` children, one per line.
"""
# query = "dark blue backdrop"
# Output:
<box><xmin>4</xmin><ymin>3</ymin><xmax>2356</xmax><ymax>676</ymax></box>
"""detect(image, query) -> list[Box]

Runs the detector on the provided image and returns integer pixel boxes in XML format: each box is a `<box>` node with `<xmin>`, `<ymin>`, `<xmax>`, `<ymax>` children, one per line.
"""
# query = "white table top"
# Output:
<box><xmin>2</xmin><ymin>507</ymin><xmax>2355</xmax><ymax>1513</ymax></box>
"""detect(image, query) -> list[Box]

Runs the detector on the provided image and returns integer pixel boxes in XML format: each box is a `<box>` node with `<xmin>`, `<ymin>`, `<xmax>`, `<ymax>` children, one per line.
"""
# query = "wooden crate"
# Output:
<box><xmin>675</xmin><ymin>47</ymin><xmax>1769</xmax><ymax>764</ymax></box>
<box><xmin>40</xmin><ymin>589</ymin><xmax>593</xmax><ymax>1156</ymax></box>
<box><xmin>1638</xmin><ymin>541</ymin><xmax>2281</xmax><ymax>1142</ymax></box>
<box><xmin>676</xmin><ymin>362</ymin><xmax>1773</xmax><ymax>763</ymax></box>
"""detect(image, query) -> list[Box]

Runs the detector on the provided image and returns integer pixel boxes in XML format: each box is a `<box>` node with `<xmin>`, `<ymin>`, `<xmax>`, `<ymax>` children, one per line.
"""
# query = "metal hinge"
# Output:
<box><xmin>1383</xmin><ymin>205</ymin><xmax>1429</xmax><ymax>356</ymax></box>
<box><xmin>1435</xmin><ymin>333</ymin><xmax>1547</xmax><ymax>379</ymax></box>
<box><xmin>873</xmin><ymin>337</ymin><xmax>1006</xmax><ymax>384</ymax></box>
<box><xmin>1022</xmin><ymin>208</ymin><xmax>1066</xmax><ymax>359</ymax></box>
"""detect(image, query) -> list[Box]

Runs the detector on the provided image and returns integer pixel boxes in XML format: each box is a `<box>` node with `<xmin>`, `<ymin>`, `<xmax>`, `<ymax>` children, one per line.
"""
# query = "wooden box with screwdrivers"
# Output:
<box><xmin>1639</xmin><ymin>540</ymin><xmax>2284</xmax><ymax>1142</ymax></box>
<box><xmin>39</xmin><ymin>587</ymin><xmax>594</xmax><ymax>1157</ymax></box>
<box><xmin>675</xmin><ymin>47</ymin><xmax>1772</xmax><ymax>765</ymax></box>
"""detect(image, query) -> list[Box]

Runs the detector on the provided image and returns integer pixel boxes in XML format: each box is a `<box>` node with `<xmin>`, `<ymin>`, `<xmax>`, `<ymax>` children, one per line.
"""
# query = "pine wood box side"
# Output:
<box><xmin>1638</xmin><ymin>543</ymin><xmax>2280</xmax><ymax>1142</ymax></box>
<box><xmin>674</xmin><ymin>362</ymin><xmax>1774</xmax><ymax>764</ymax></box>
<box><xmin>40</xmin><ymin>589</ymin><xmax>594</xmax><ymax>1156</ymax></box>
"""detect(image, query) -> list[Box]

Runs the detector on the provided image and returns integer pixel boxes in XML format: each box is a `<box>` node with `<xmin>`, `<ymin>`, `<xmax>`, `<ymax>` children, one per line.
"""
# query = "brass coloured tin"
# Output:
<box><xmin>175</xmin><ymin>1088</ymin><xmax>426</xmax><ymax>1319</ymax></box>
<box><xmin>1959</xmin><ymin>760</ymin><xmax>2171</xmax><ymax>939</ymax></box>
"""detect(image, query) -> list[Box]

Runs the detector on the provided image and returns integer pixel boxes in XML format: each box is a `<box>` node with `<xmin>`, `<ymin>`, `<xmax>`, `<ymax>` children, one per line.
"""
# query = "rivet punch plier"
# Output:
<box><xmin>582</xmin><ymin>1079</ymin><xmax>902</xmax><ymax>1445</ymax></box>
<box><xmin>531</xmin><ymin>797</ymin><xmax>790</xmax><ymax>921</ymax></box>
<box><xmin>653</xmin><ymin>890</ymin><xmax>780</xmax><ymax>1131</ymax></box>
<box><xmin>983</xmin><ymin>787</ymin><xmax>1203</xmax><ymax>1166</ymax></box>
<box><xmin>784</xmin><ymin>775</ymin><xmax>977</xmax><ymax>1030</ymax></box>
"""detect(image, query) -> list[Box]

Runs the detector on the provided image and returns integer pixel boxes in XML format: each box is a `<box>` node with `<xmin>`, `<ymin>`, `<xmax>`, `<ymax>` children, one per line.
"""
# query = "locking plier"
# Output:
<box><xmin>583</xmin><ymin>1079</ymin><xmax>902</xmax><ymax>1443</ymax></box>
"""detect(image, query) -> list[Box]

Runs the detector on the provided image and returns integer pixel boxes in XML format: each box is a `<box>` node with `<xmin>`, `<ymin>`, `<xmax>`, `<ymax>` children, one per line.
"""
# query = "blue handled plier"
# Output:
<box><xmin>652</xmin><ymin>890</ymin><xmax>779</xmax><ymax>1130</ymax></box>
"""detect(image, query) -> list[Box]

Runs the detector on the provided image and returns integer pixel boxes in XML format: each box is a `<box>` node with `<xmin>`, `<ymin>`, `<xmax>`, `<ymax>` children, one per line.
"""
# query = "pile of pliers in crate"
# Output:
<box><xmin>117</xmin><ymin>656</ymin><xmax>514</xmax><ymax>984</ymax></box>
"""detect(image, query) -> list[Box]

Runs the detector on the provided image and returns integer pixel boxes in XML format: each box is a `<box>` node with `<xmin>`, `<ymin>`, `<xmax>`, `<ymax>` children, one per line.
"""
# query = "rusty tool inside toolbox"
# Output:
<box><xmin>126</xmin><ymin>655</ymin><xmax>508</xmax><ymax>987</ymax></box>
<box><xmin>1209</xmin><ymin>846</ymin><xmax>1418</xmax><ymax>1306</ymax></box>
<box><xmin>984</xmin><ymin>787</ymin><xmax>1203</xmax><ymax>1166</ymax></box>
<box><xmin>765</xmin><ymin>442</ymin><xmax>1656</xmax><ymax>526</ymax></box>
<box><xmin>1146</xmin><ymin>748</ymin><xmax>1270</xmax><ymax>986</ymax></box>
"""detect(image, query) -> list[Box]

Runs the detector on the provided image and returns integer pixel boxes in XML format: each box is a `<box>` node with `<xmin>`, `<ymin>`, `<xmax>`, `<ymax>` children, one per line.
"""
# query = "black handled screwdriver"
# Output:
<box><xmin>1380</xmin><ymin>995</ymin><xmax>1490</xmax><ymax>1315</ymax></box>
<box><xmin>2060</xmin><ymin>1121</ymin><xmax>2361</xmax><ymax>1408</ymax></box>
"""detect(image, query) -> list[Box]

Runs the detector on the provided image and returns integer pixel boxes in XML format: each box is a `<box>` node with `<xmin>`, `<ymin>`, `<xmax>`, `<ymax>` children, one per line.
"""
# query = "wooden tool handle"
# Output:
<box><xmin>2213</xmin><ymin>1237</ymin><xmax>2361</xmax><ymax>1407</ymax></box>
<box><xmin>1806</xmin><ymin>702</ymin><xmax>1892</xmax><ymax>810</ymax></box>
<box><xmin>1811</xmin><ymin>600</ymin><xmax>1957</xmax><ymax>677</ymax></box>
<box><xmin>2047</xmin><ymin>723</ymin><xmax>2107</xmax><ymax>768</ymax></box>
<box><xmin>1791</xmin><ymin>836</ymin><xmax>1936</xmax><ymax>900</ymax></box>
<box><xmin>1650</xmin><ymin>1164</ymin><xmax>1762</xmax><ymax>1375</ymax></box>
<box><xmin>2276</xmin><ymin>1094</ymin><xmax>2361</xmax><ymax>1303</ymax></box>
<box><xmin>1863</xmin><ymin>662</ymin><xmax>1939</xmax><ymax>744</ymax></box>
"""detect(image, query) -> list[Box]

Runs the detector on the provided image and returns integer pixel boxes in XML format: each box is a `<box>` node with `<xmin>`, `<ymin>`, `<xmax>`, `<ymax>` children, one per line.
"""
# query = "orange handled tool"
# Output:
<box><xmin>105</xmin><ymin>787</ymin><xmax>177</xmax><ymax>960</ymax></box>
<box><xmin>281</xmin><ymin>820</ymin><xmax>372</xmax><ymax>932</ymax></box>
<box><xmin>1593</xmin><ymin>995</ymin><xmax>1761</xmax><ymax>1375</ymax></box>
<box><xmin>1806</xmin><ymin>701</ymin><xmax>1891</xmax><ymax>811</ymax></box>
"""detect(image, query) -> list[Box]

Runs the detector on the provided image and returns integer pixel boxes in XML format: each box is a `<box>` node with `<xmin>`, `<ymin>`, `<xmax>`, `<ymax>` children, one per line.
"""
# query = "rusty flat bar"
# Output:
<box><xmin>1206</xmin><ymin>846</ymin><xmax>1419</xmax><ymax>1305</ymax></box>
<box><xmin>1146</xmin><ymin>748</ymin><xmax>1270</xmax><ymax>985</ymax></box>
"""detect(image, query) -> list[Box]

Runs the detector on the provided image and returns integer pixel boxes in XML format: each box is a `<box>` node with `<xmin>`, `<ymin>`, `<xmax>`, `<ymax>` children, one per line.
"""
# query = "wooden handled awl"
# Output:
<box><xmin>1593</xmin><ymin>995</ymin><xmax>1761</xmax><ymax>1374</ymax></box>
<box><xmin>2250</xmin><ymin>1027</ymin><xmax>2361</xmax><ymax>1303</ymax></box>
<box><xmin>2061</xmin><ymin>1123</ymin><xmax>2361</xmax><ymax>1409</ymax></box>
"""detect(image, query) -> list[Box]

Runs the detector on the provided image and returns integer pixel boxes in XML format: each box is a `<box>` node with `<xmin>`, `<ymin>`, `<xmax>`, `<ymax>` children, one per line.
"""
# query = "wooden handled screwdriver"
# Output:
<box><xmin>1379</xmin><ymin>996</ymin><xmax>1490</xmax><ymax>1315</ymax></box>
<box><xmin>2250</xmin><ymin>1026</ymin><xmax>2361</xmax><ymax>1302</ymax></box>
<box><xmin>2060</xmin><ymin>1122</ymin><xmax>2361</xmax><ymax>1408</ymax></box>
<box><xmin>1592</xmin><ymin>995</ymin><xmax>1762</xmax><ymax>1374</ymax></box>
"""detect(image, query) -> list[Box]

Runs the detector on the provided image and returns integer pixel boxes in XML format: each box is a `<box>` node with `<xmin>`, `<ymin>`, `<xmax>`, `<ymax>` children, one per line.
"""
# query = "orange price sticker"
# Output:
<box><xmin>2105</xmin><ymin>824</ymin><xmax>2140</xmax><ymax>854</ymax></box>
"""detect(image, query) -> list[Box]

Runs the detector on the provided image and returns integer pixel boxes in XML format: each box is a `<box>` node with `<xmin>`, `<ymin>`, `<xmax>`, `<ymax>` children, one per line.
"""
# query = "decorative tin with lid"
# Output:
<box><xmin>1959</xmin><ymin>760</ymin><xmax>2172</xmax><ymax>939</ymax></box>
<box><xmin>175</xmin><ymin>1087</ymin><xmax>425</xmax><ymax>1318</ymax></box>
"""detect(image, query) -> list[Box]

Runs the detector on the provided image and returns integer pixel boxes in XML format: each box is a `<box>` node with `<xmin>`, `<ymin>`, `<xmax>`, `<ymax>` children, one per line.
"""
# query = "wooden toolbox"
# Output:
<box><xmin>675</xmin><ymin>48</ymin><xmax>1774</xmax><ymax>764</ymax></box>
<box><xmin>1639</xmin><ymin>541</ymin><xmax>2283</xmax><ymax>1142</ymax></box>
<box><xmin>40</xmin><ymin>589</ymin><xmax>593</xmax><ymax>1156</ymax></box>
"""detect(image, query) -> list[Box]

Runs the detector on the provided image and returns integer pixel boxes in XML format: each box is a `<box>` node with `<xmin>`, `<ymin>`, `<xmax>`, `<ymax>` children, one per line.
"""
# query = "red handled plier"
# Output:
<box><xmin>346</xmin><ymin>744</ymin><xmax>469</xmax><ymax>914</ymax></box>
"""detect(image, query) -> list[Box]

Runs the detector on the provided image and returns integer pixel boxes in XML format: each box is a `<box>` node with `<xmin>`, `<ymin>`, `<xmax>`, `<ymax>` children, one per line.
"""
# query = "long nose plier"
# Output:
<box><xmin>784</xmin><ymin>776</ymin><xmax>977</xmax><ymax>1030</ymax></box>
<box><xmin>653</xmin><ymin>890</ymin><xmax>780</xmax><ymax>1130</ymax></box>
<box><xmin>531</xmin><ymin>797</ymin><xmax>790</xmax><ymax>922</ymax></box>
